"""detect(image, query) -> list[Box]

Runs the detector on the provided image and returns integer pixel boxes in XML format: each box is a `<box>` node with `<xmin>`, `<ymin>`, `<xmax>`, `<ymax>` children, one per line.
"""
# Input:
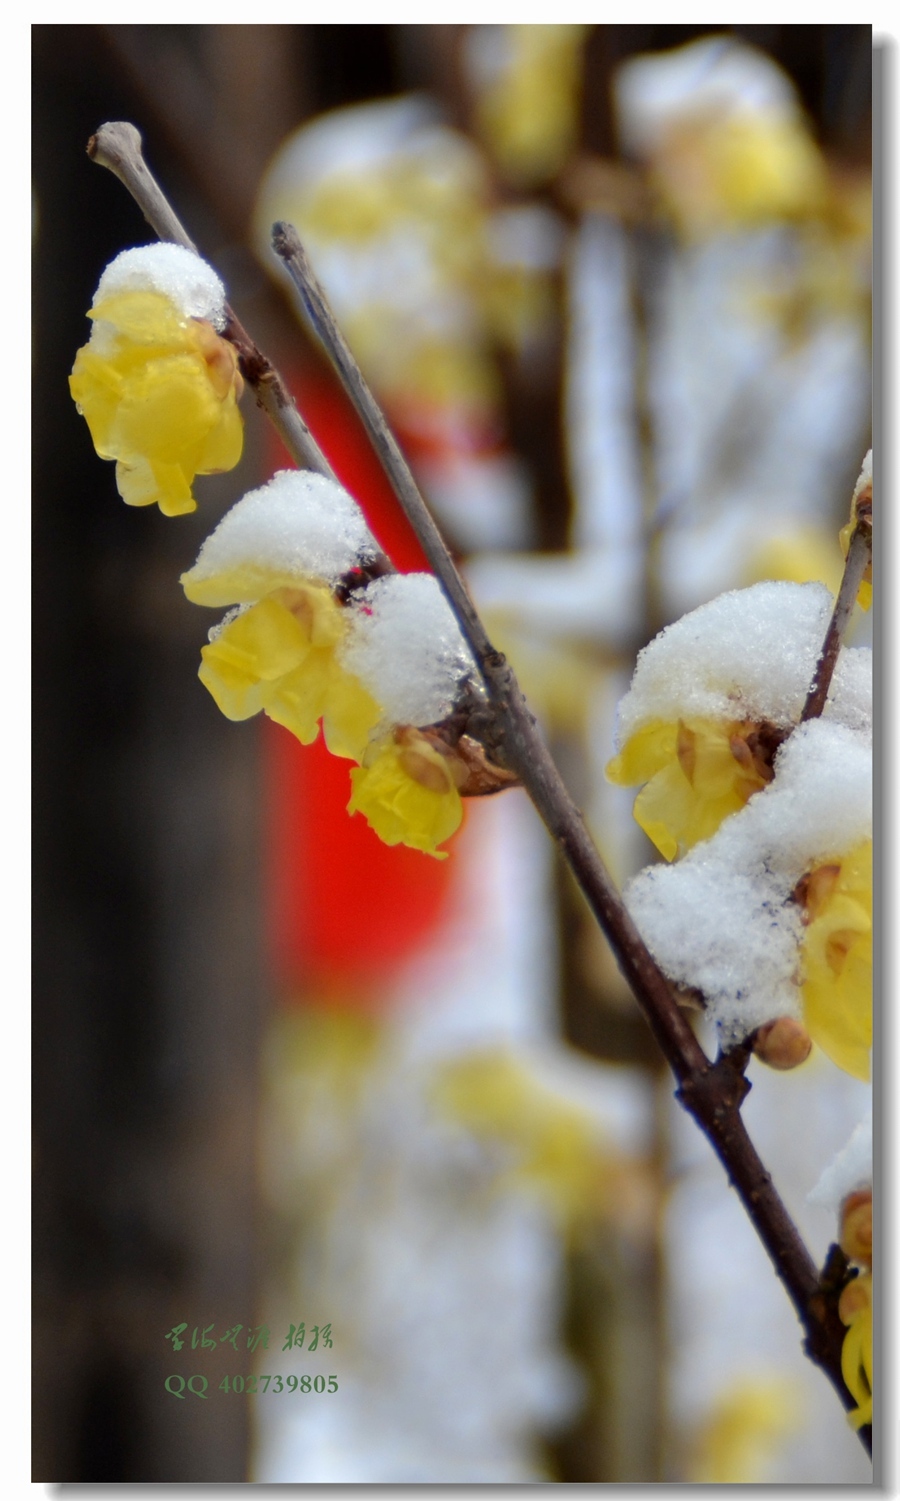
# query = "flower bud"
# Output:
<box><xmin>838</xmin><ymin>1274</ymin><xmax>870</xmax><ymax>1324</ymax></box>
<box><xmin>752</xmin><ymin>1017</ymin><xmax>812</xmax><ymax>1070</ymax></box>
<box><xmin>839</xmin><ymin>1189</ymin><xmax>872</xmax><ymax>1266</ymax></box>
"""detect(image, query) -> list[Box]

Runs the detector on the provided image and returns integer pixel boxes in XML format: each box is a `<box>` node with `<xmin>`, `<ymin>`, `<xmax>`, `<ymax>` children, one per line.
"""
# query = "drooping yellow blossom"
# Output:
<box><xmin>839</xmin><ymin>453</ymin><xmax>873</xmax><ymax>611</ymax></box>
<box><xmin>431</xmin><ymin>1048</ymin><xmax>606</xmax><ymax>1224</ymax></box>
<box><xmin>198</xmin><ymin>584</ymin><xmax>380</xmax><ymax>762</ymax></box>
<box><xmin>798</xmin><ymin>842</ymin><xmax>872</xmax><ymax>1081</ymax></box>
<box><xmin>70</xmin><ymin>290</ymin><xmax>244</xmax><ymax>516</ymax></box>
<box><xmin>347</xmin><ymin>729</ymin><xmax>464</xmax><ymax>859</ymax></box>
<box><xmin>689</xmin><ymin>1376</ymin><xmax>800</xmax><ymax>1483</ymax></box>
<box><xmin>606</xmin><ymin>717</ymin><xmax>774</xmax><ymax>861</ymax></box>
<box><xmin>839</xmin><ymin>1273</ymin><xmax>873</xmax><ymax>1429</ymax></box>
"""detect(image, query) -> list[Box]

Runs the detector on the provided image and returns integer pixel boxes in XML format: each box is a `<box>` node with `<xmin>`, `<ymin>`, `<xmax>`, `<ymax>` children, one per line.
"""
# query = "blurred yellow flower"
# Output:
<box><xmin>198</xmin><ymin>584</ymin><xmax>381</xmax><ymax>762</ymax></box>
<box><xmin>690</xmin><ymin>1376</ymin><xmax>800</xmax><ymax>1483</ymax></box>
<box><xmin>799</xmin><ymin>842</ymin><xmax>872</xmax><ymax>1081</ymax></box>
<box><xmin>255</xmin><ymin>99</ymin><xmax>497</xmax><ymax>420</ymax></box>
<box><xmin>743</xmin><ymin>524</ymin><xmax>843</xmax><ymax>594</ymax></box>
<box><xmin>431</xmin><ymin>1047</ymin><xmax>605</xmax><ymax>1223</ymax></box>
<box><xmin>69</xmin><ymin>290</ymin><xmax>243</xmax><ymax>516</ymax></box>
<box><xmin>347</xmin><ymin>730</ymin><xmax>464</xmax><ymax>858</ymax></box>
<box><xmin>839</xmin><ymin>1273</ymin><xmax>872</xmax><ymax>1429</ymax></box>
<box><xmin>606</xmin><ymin>717</ymin><xmax>772</xmax><ymax>861</ymax></box>
<box><xmin>655</xmin><ymin>110</ymin><xmax>826</xmax><ymax>238</ymax></box>
<box><xmin>470</xmin><ymin>25</ymin><xmax>589</xmax><ymax>189</ymax></box>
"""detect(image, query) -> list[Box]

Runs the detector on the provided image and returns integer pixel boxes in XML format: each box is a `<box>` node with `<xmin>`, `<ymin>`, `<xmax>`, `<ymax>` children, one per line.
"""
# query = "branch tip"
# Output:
<box><xmin>89</xmin><ymin>140</ymin><xmax>872</xmax><ymax>1449</ymax></box>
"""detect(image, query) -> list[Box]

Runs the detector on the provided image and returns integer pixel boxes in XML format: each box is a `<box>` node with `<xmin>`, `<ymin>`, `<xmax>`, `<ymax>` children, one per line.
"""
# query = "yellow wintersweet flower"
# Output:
<box><xmin>839</xmin><ymin>1273</ymin><xmax>872</xmax><ymax>1429</ymax></box>
<box><xmin>798</xmin><ymin>841</ymin><xmax>872</xmax><ymax>1081</ymax></box>
<box><xmin>606</xmin><ymin>717</ymin><xmax>773</xmax><ymax>861</ymax></box>
<box><xmin>70</xmin><ymin>288</ymin><xmax>243</xmax><ymax>517</ymax></box>
<box><xmin>254</xmin><ymin>99</ymin><xmax>498</xmax><ymax>419</ymax></box>
<box><xmin>347</xmin><ymin>729</ymin><xmax>464</xmax><ymax>858</ymax></box>
<box><xmin>198</xmin><ymin>584</ymin><xmax>381</xmax><ymax>762</ymax></box>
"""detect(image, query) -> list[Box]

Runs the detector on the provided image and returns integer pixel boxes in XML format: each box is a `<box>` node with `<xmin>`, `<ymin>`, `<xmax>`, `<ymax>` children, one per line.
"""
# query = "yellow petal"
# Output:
<box><xmin>261</xmin><ymin>647</ymin><xmax>334</xmax><ymax>745</ymax></box>
<box><xmin>196</xmin><ymin>397</ymin><xmax>244</xmax><ymax>475</ymax></box>
<box><xmin>70</xmin><ymin>288</ymin><xmax>243</xmax><ymax>515</ymax></box>
<box><xmin>89</xmin><ymin>289</ymin><xmax>188</xmax><ymax>345</ymax></box>
<box><xmin>633</xmin><ymin>762</ymin><xmax>692</xmax><ymax>861</ymax></box>
<box><xmin>321</xmin><ymin>669</ymin><xmax>382</xmax><ymax>762</ymax></box>
<box><xmin>116</xmin><ymin>456</ymin><xmax>195</xmax><ymax>515</ymax></box>
<box><xmin>198</xmin><ymin>597</ymin><xmax>312</xmax><ymax>722</ymax></box>
<box><xmin>801</xmin><ymin>842</ymin><xmax>872</xmax><ymax>1080</ymax></box>
<box><xmin>840</xmin><ymin>1275</ymin><xmax>873</xmax><ymax>1428</ymax></box>
<box><xmin>606</xmin><ymin>719</ymin><xmax>677</xmax><ymax>785</ymax></box>
<box><xmin>611</xmin><ymin>718</ymin><xmax>767</xmax><ymax>860</ymax></box>
<box><xmin>347</xmin><ymin>735</ymin><xmax>462</xmax><ymax>857</ymax></box>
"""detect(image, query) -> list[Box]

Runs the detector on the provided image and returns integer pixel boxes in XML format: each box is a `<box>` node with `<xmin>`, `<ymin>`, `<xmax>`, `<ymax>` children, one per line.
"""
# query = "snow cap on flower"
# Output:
<box><xmin>809</xmin><ymin>1112</ymin><xmax>872</xmax><ymax>1213</ymax></box>
<box><xmin>625</xmin><ymin>717</ymin><xmax>871</xmax><ymax>1049</ymax></box>
<box><xmin>613</xmin><ymin>37</ymin><xmax>825</xmax><ymax>237</ymax></box>
<box><xmin>339</xmin><ymin>572</ymin><xmax>483</xmax><ymax>731</ymax></box>
<box><xmin>827</xmin><ymin>649</ymin><xmax>873</xmax><ymax>740</ymax></box>
<box><xmin>70</xmin><ymin>243</ymin><xmax>244</xmax><ymax>516</ymax></box>
<box><xmin>613</xmin><ymin>582</ymin><xmax>863</xmax><ymax>748</ymax></box>
<box><xmin>94</xmin><ymin>243</ymin><xmax>228</xmax><ymax>329</ymax></box>
<box><xmin>615</xmin><ymin>35</ymin><xmax>801</xmax><ymax>161</ymax></box>
<box><xmin>180</xmin><ymin>469</ymin><xmax>379</xmax><ymax>606</ymax></box>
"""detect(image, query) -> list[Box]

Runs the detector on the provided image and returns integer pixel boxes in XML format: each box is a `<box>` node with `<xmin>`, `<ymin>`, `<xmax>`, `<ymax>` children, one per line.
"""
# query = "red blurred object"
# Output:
<box><xmin>267</xmin><ymin>723</ymin><xmax>459</xmax><ymax>998</ymax></box>
<box><xmin>264</xmin><ymin>362</ymin><xmax>456</xmax><ymax>1001</ymax></box>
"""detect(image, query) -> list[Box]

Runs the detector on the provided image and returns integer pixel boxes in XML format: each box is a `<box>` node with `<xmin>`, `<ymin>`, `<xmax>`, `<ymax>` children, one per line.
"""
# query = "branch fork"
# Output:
<box><xmin>86</xmin><ymin>121</ymin><xmax>872</xmax><ymax>1452</ymax></box>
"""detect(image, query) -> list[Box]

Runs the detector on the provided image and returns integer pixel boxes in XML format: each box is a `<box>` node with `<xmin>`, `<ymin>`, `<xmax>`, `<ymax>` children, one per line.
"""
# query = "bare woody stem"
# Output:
<box><xmin>271</xmin><ymin>224</ymin><xmax>867</xmax><ymax>1441</ymax></box>
<box><xmin>271</xmin><ymin>226</ymin><xmax>702</xmax><ymax>1064</ymax></box>
<box><xmin>85</xmin><ymin>125</ymin><xmax>867</xmax><ymax>1449</ymax></box>
<box><xmin>802</xmin><ymin>517</ymin><xmax>873</xmax><ymax>722</ymax></box>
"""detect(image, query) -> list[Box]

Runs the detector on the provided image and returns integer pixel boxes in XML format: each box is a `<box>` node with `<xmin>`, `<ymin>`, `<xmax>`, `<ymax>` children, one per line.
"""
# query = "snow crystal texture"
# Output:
<box><xmin>94</xmin><ymin>243</ymin><xmax>228</xmax><ymax>329</ymax></box>
<box><xmin>614</xmin><ymin>581</ymin><xmax>863</xmax><ymax>745</ymax></box>
<box><xmin>625</xmin><ymin>718</ymin><xmax>872</xmax><ymax>1045</ymax></box>
<box><xmin>340</xmin><ymin>573</ymin><xmax>482</xmax><ymax>730</ymax></box>
<box><xmin>185</xmin><ymin>470</ymin><xmax>378</xmax><ymax>593</ymax></box>
<box><xmin>809</xmin><ymin>1111</ymin><xmax>872</xmax><ymax>1211</ymax></box>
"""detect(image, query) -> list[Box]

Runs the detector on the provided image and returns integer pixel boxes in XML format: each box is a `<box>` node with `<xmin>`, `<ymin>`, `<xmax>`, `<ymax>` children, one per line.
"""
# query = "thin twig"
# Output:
<box><xmin>271</xmin><ymin>223</ymin><xmax>868</xmax><ymax>1442</ymax></box>
<box><xmin>83</xmin><ymin>128</ymin><xmax>867</xmax><ymax>1448</ymax></box>
<box><xmin>271</xmin><ymin>224</ymin><xmax>498</xmax><ymax>670</ymax></box>
<box><xmin>270</xmin><ymin>225</ymin><xmax>702</xmax><ymax>1061</ymax></box>
<box><xmin>802</xmin><ymin>518</ymin><xmax>873</xmax><ymax>721</ymax></box>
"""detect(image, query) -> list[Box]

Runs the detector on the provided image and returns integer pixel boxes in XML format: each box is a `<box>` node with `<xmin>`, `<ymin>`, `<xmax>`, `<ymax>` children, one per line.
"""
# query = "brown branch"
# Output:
<box><xmin>271</xmin><ymin>224</ymin><xmax>868</xmax><ymax>1445</ymax></box>
<box><xmin>83</xmin><ymin>127</ymin><xmax>867</xmax><ymax>1449</ymax></box>
<box><xmin>801</xmin><ymin>516</ymin><xmax>873</xmax><ymax>721</ymax></box>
